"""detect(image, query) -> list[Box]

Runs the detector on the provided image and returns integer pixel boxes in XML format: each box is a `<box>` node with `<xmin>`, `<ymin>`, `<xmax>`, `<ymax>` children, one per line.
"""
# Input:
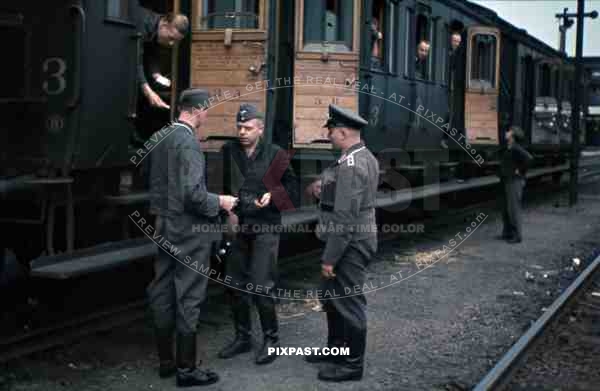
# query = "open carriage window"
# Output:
<box><xmin>469</xmin><ymin>33</ymin><xmax>496</xmax><ymax>89</ymax></box>
<box><xmin>303</xmin><ymin>0</ymin><xmax>354</xmax><ymax>52</ymax></box>
<box><xmin>414</xmin><ymin>4</ymin><xmax>432</xmax><ymax>80</ymax></box>
<box><xmin>106</xmin><ymin>0</ymin><xmax>132</xmax><ymax>21</ymax></box>
<box><xmin>444</xmin><ymin>20</ymin><xmax>464</xmax><ymax>84</ymax></box>
<box><xmin>199</xmin><ymin>0</ymin><xmax>260</xmax><ymax>29</ymax></box>
<box><xmin>370</xmin><ymin>0</ymin><xmax>385</xmax><ymax>69</ymax></box>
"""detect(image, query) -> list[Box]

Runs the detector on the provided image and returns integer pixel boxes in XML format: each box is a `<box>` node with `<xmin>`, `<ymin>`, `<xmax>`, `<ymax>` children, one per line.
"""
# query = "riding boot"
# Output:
<box><xmin>175</xmin><ymin>333</ymin><xmax>219</xmax><ymax>387</ymax></box>
<box><xmin>218</xmin><ymin>294</ymin><xmax>252</xmax><ymax>359</ymax></box>
<box><xmin>255</xmin><ymin>297</ymin><xmax>279</xmax><ymax>365</ymax></box>
<box><xmin>154</xmin><ymin>328</ymin><xmax>176</xmax><ymax>378</ymax></box>
<box><xmin>305</xmin><ymin>310</ymin><xmax>345</xmax><ymax>364</ymax></box>
<box><xmin>318</xmin><ymin>325</ymin><xmax>365</xmax><ymax>382</ymax></box>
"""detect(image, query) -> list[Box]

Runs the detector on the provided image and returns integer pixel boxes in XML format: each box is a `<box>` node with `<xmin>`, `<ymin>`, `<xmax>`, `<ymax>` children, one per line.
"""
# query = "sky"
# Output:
<box><xmin>471</xmin><ymin>0</ymin><xmax>600</xmax><ymax>57</ymax></box>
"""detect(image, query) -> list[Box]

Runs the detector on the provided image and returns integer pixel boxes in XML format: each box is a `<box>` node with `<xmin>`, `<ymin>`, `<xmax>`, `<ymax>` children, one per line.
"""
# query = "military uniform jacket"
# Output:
<box><xmin>222</xmin><ymin>139</ymin><xmax>297</xmax><ymax>226</ymax></box>
<box><xmin>499</xmin><ymin>142</ymin><xmax>533</xmax><ymax>179</ymax></box>
<box><xmin>317</xmin><ymin>142</ymin><xmax>379</xmax><ymax>266</ymax></box>
<box><xmin>135</xmin><ymin>5</ymin><xmax>162</xmax><ymax>88</ymax></box>
<box><xmin>149</xmin><ymin>122</ymin><xmax>220</xmax><ymax>220</ymax></box>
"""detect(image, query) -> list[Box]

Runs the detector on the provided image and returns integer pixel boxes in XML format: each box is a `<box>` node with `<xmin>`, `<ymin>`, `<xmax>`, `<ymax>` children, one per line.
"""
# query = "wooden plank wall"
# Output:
<box><xmin>465</xmin><ymin>93</ymin><xmax>499</xmax><ymax>144</ymax></box>
<box><xmin>293</xmin><ymin>58</ymin><xmax>359</xmax><ymax>146</ymax></box>
<box><xmin>190</xmin><ymin>33</ymin><xmax>268</xmax><ymax>151</ymax></box>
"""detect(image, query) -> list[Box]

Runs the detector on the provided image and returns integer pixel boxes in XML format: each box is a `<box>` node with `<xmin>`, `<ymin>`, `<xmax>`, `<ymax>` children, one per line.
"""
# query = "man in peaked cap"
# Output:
<box><xmin>218</xmin><ymin>103</ymin><xmax>298</xmax><ymax>365</ymax></box>
<box><xmin>147</xmin><ymin>88</ymin><xmax>238</xmax><ymax>387</ymax></box>
<box><xmin>305</xmin><ymin>104</ymin><xmax>379</xmax><ymax>382</ymax></box>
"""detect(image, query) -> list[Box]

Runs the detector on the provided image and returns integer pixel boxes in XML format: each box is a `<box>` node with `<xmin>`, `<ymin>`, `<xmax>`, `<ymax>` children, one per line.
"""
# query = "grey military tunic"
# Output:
<box><xmin>147</xmin><ymin>121</ymin><xmax>221</xmax><ymax>335</ymax></box>
<box><xmin>317</xmin><ymin>142</ymin><xmax>379</xmax><ymax>331</ymax></box>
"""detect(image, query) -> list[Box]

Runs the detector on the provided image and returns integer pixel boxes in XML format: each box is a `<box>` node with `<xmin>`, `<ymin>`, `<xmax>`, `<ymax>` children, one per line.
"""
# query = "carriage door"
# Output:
<box><xmin>71</xmin><ymin>0</ymin><xmax>138</xmax><ymax>169</ymax></box>
<box><xmin>464</xmin><ymin>26</ymin><xmax>500</xmax><ymax>145</ymax></box>
<box><xmin>190</xmin><ymin>0</ymin><xmax>269</xmax><ymax>152</ymax></box>
<box><xmin>292</xmin><ymin>0</ymin><xmax>361</xmax><ymax>148</ymax></box>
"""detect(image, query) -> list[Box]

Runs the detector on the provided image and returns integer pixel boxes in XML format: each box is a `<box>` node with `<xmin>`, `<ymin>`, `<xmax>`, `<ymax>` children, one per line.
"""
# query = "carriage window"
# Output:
<box><xmin>106</xmin><ymin>0</ymin><xmax>131</xmax><ymax>20</ymax></box>
<box><xmin>538</xmin><ymin>63</ymin><xmax>552</xmax><ymax>96</ymax></box>
<box><xmin>446</xmin><ymin>20</ymin><xmax>464</xmax><ymax>84</ymax></box>
<box><xmin>414</xmin><ymin>5</ymin><xmax>432</xmax><ymax>80</ymax></box>
<box><xmin>200</xmin><ymin>0</ymin><xmax>260</xmax><ymax>29</ymax></box>
<box><xmin>370</xmin><ymin>0</ymin><xmax>385</xmax><ymax>69</ymax></box>
<box><xmin>470</xmin><ymin>34</ymin><xmax>496</xmax><ymax>89</ymax></box>
<box><xmin>303</xmin><ymin>0</ymin><xmax>354</xmax><ymax>52</ymax></box>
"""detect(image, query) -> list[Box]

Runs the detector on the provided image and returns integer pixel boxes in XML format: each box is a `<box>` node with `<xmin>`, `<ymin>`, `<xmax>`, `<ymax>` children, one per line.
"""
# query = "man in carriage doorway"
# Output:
<box><xmin>218</xmin><ymin>103</ymin><xmax>298</xmax><ymax>365</ymax></box>
<box><xmin>498</xmin><ymin>126</ymin><xmax>533</xmax><ymax>244</ymax></box>
<box><xmin>305</xmin><ymin>104</ymin><xmax>379</xmax><ymax>382</ymax></box>
<box><xmin>441</xmin><ymin>20</ymin><xmax>464</xmax><ymax>149</ymax></box>
<box><xmin>133</xmin><ymin>1</ymin><xmax>189</xmax><ymax>144</ymax></box>
<box><xmin>147</xmin><ymin>88</ymin><xmax>238</xmax><ymax>387</ymax></box>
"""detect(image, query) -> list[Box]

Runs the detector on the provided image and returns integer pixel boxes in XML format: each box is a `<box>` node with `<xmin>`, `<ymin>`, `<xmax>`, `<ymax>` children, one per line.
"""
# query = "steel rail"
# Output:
<box><xmin>473</xmin><ymin>253</ymin><xmax>600</xmax><ymax>391</ymax></box>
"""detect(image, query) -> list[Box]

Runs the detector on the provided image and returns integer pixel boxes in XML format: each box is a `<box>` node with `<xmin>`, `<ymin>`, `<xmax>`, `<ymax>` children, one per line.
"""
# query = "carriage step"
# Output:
<box><xmin>30</xmin><ymin>238</ymin><xmax>156</xmax><ymax>280</ymax></box>
<box><xmin>29</xmin><ymin>165</ymin><xmax>570</xmax><ymax>280</ymax></box>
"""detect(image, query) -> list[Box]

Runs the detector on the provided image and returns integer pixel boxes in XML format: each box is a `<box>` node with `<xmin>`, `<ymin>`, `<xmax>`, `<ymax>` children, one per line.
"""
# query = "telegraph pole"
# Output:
<box><xmin>556</xmin><ymin>2</ymin><xmax>598</xmax><ymax>206</ymax></box>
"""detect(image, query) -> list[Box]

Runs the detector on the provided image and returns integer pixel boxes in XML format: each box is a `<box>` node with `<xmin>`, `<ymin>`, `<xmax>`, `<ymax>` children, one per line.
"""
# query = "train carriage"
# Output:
<box><xmin>0</xmin><ymin>0</ymin><xmax>583</xmax><ymax>281</ymax></box>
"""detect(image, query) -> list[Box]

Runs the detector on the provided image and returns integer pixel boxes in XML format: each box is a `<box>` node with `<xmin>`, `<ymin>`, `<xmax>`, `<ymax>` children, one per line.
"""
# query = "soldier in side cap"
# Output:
<box><xmin>218</xmin><ymin>103</ymin><xmax>298</xmax><ymax>365</ymax></box>
<box><xmin>147</xmin><ymin>88</ymin><xmax>238</xmax><ymax>387</ymax></box>
<box><xmin>305</xmin><ymin>105</ymin><xmax>379</xmax><ymax>382</ymax></box>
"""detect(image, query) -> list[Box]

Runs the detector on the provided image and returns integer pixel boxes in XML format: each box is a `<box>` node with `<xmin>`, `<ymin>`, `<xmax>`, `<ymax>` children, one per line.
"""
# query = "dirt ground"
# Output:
<box><xmin>1</xmin><ymin>181</ymin><xmax>600</xmax><ymax>391</ymax></box>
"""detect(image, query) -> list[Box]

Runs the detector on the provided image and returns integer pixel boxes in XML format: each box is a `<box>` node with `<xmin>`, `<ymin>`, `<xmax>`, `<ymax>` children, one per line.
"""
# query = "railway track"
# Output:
<box><xmin>473</xmin><ymin>252</ymin><xmax>600</xmax><ymax>391</ymax></box>
<box><xmin>0</xmin><ymin>300</ymin><xmax>147</xmax><ymax>363</ymax></box>
<box><xmin>0</xmin><ymin>174</ymin><xmax>596</xmax><ymax>365</ymax></box>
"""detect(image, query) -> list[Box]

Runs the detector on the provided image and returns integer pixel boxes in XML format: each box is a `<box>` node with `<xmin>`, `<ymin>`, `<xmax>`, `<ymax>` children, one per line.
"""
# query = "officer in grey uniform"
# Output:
<box><xmin>305</xmin><ymin>105</ymin><xmax>379</xmax><ymax>382</ymax></box>
<box><xmin>148</xmin><ymin>88</ymin><xmax>238</xmax><ymax>387</ymax></box>
<box><xmin>498</xmin><ymin>126</ymin><xmax>533</xmax><ymax>244</ymax></box>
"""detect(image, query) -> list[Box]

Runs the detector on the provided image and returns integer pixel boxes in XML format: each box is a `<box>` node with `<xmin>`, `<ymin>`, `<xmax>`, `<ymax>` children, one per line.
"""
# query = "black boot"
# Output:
<box><xmin>318</xmin><ymin>326</ymin><xmax>365</xmax><ymax>382</ymax></box>
<box><xmin>305</xmin><ymin>310</ymin><xmax>345</xmax><ymax>364</ymax></box>
<box><xmin>255</xmin><ymin>298</ymin><xmax>279</xmax><ymax>365</ymax></box>
<box><xmin>176</xmin><ymin>333</ymin><xmax>219</xmax><ymax>387</ymax></box>
<box><xmin>155</xmin><ymin>328</ymin><xmax>176</xmax><ymax>378</ymax></box>
<box><xmin>218</xmin><ymin>295</ymin><xmax>252</xmax><ymax>359</ymax></box>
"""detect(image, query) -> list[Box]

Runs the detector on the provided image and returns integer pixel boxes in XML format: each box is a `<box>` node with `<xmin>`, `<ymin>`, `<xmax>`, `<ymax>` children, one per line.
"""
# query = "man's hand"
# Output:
<box><xmin>254</xmin><ymin>192</ymin><xmax>271</xmax><ymax>208</ymax></box>
<box><xmin>306</xmin><ymin>180</ymin><xmax>322</xmax><ymax>200</ymax></box>
<box><xmin>219</xmin><ymin>195</ymin><xmax>238</xmax><ymax>212</ymax></box>
<box><xmin>321</xmin><ymin>264</ymin><xmax>336</xmax><ymax>279</ymax></box>
<box><xmin>142</xmin><ymin>83</ymin><xmax>170</xmax><ymax>109</ymax></box>
<box><xmin>515</xmin><ymin>168</ymin><xmax>520</xmax><ymax>176</ymax></box>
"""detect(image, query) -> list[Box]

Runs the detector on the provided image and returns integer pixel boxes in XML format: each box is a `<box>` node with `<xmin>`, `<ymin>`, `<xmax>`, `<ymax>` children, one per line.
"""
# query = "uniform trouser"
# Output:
<box><xmin>501</xmin><ymin>177</ymin><xmax>526</xmax><ymax>240</ymax></box>
<box><xmin>147</xmin><ymin>215</ymin><xmax>215</xmax><ymax>335</ymax></box>
<box><xmin>226</xmin><ymin>232</ymin><xmax>280</xmax><ymax>339</ymax></box>
<box><xmin>319</xmin><ymin>242</ymin><xmax>372</xmax><ymax>362</ymax></box>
